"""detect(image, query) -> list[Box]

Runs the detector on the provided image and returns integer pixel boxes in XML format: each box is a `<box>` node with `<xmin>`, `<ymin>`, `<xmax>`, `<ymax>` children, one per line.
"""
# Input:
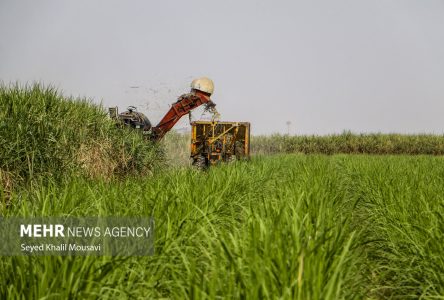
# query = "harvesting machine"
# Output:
<box><xmin>190</xmin><ymin>121</ymin><xmax>250</xmax><ymax>168</ymax></box>
<box><xmin>109</xmin><ymin>78</ymin><xmax>250</xmax><ymax>168</ymax></box>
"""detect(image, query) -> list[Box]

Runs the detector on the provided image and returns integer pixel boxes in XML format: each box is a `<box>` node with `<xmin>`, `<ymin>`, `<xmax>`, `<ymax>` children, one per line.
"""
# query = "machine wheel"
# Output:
<box><xmin>192</xmin><ymin>155</ymin><xmax>207</xmax><ymax>170</ymax></box>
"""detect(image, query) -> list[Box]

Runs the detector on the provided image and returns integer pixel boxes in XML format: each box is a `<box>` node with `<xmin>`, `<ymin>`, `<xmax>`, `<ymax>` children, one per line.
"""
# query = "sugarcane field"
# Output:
<box><xmin>1</xmin><ymin>1</ymin><xmax>444</xmax><ymax>299</ymax></box>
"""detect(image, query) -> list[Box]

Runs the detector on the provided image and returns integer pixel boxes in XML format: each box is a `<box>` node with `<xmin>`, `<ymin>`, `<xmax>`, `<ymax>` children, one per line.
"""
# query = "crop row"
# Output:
<box><xmin>2</xmin><ymin>155</ymin><xmax>444</xmax><ymax>298</ymax></box>
<box><xmin>251</xmin><ymin>132</ymin><xmax>444</xmax><ymax>155</ymax></box>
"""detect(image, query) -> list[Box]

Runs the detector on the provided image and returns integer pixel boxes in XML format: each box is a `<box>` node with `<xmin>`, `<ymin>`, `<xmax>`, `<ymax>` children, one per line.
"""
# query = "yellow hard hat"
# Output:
<box><xmin>191</xmin><ymin>77</ymin><xmax>214</xmax><ymax>95</ymax></box>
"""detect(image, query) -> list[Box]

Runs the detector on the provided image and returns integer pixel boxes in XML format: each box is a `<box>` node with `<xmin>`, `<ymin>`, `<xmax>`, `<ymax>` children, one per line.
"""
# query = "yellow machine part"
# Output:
<box><xmin>190</xmin><ymin>121</ymin><xmax>250</xmax><ymax>165</ymax></box>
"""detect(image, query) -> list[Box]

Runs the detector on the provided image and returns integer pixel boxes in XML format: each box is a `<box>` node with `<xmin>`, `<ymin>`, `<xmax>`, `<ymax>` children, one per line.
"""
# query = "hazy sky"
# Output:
<box><xmin>1</xmin><ymin>0</ymin><xmax>443</xmax><ymax>135</ymax></box>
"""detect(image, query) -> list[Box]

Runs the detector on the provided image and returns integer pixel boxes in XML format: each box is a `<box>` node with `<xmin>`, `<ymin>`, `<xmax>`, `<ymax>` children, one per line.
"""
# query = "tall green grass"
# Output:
<box><xmin>340</xmin><ymin>156</ymin><xmax>444</xmax><ymax>298</ymax></box>
<box><xmin>159</xmin><ymin>131</ymin><xmax>444</xmax><ymax>162</ymax></box>
<box><xmin>2</xmin><ymin>155</ymin><xmax>443</xmax><ymax>299</ymax></box>
<box><xmin>252</xmin><ymin>132</ymin><xmax>444</xmax><ymax>155</ymax></box>
<box><xmin>2</xmin><ymin>83</ymin><xmax>444</xmax><ymax>298</ymax></box>
<box><xmin>0</xmin><ymin>83</ymin><xmax>164</xmax><ymax>187</ymax></box>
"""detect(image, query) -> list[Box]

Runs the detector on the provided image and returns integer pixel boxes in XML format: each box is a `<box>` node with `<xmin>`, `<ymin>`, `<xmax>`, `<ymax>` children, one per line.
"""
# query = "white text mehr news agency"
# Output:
<box><xmin>20</xmin><ymin>224</ymin><xmax>151</xmax><ymax>238</ymax></box>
